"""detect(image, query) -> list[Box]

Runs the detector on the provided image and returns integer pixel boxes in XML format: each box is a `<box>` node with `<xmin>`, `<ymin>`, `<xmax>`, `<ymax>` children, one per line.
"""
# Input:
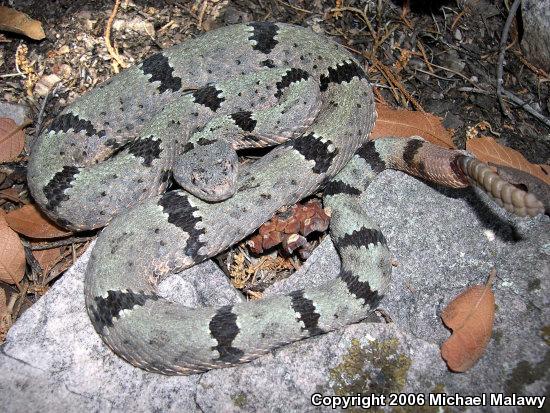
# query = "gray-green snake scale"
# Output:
<box><xmin>27</xmin><ymin>22</ymin><xmax>545</xmax><ymax>375</ymax></box>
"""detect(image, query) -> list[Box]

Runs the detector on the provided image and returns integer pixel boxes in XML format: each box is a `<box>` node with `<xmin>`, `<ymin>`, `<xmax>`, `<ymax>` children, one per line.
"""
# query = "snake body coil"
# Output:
<box><xmin>28</xmin><ymin>22</ymin><xmax>544</xmax><ymax>375</ymax></box>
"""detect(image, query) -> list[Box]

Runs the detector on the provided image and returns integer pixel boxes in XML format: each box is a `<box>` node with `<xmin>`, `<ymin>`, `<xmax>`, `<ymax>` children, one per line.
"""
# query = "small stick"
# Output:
<box><xmin>496</xmin><ymin>0</ymin><xmax>521</xmax><ymax>120</ymax></box>
<box><xmin>104</xmin><ymin>0</ymin><xmax>127</xmax><ymax>71</ymax></box>
<box><xmin>501</xmin><ymin>89</ymin><xmax>550</xmax><ymax>128</ymax></box>
<box><xmin>34</xmin><ymin>83</ymin><xmax>60</xmax><ymax>142</ymax></box>
<box><xmin>25</xmin><ymin>236</ymin><xmax>96</xmax><ymax>251</ymax></box>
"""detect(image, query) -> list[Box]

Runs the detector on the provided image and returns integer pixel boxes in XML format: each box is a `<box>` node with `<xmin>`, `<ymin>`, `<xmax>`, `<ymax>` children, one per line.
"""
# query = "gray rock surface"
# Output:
<box><xmin>0</xmin><ymin>101</ymin><xmax>29</xmax><ymax>125</ymax></box>
<box><xmin>521</xmin><ymin>0</ymin><xmax>550</xmax><ymax>71</ymax></box>
<box><xmin>1</xmin><ymin>170</ymin><xmax>548</xmax><ymax>412</ymax></box>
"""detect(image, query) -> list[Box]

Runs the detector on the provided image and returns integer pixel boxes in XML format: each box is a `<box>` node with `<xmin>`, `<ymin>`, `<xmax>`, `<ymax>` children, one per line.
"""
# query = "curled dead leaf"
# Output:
<box><xmin>370</xmin><ymin>105</ymin><xmax>454</xmax><ymax>149</ymax></box>
<box><xmin>5</xmin><ymin>204</ymin><xmax>72</xmax><ymax>239</ymax></box>
<box><xmin>0</xmin><ymin>6</ymin><xmax>45</xmax><ymax>40</ymax></box>
<box><xmin>0</xmin><ymin>210</ymin><xmax>25</xmax><ymax>285</ymax></box>
<box><xmin>0</xmin><ymin>118</ymin><xmax>25</xmax><ymax>163</ymax></box>
<box><xmin>32</xmin><ymin>245</ymin><xmax>63</xmax><ymax>274</ymax></box>
<box><xmin>440</xmin><ymin>270</ymin><xmax>496</xmax><ymax>372</ymax></box>
<box><xmin>466</xmin><ymin>136</ymin><xmax>550</xmax><ymax>185</ymax></box>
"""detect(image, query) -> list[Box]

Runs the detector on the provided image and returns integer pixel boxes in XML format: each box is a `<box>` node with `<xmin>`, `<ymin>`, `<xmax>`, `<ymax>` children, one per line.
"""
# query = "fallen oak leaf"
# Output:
<box><xmin>0</xmin><ymin>117</ymin><xmax>29</xmax><ymax>163</ymax></box>
<box><xmin>440</xmin><ymin>269</ymin><xmax>496</xmax><ymax>372</ymax></box>
<box><xmin>0</xmin><ymin>210</ymin><xmax>25</xmax><ymax>285</ymax></box>
<box><xmin>31</xmin><ymin>245</ymin><xmax>64</xmax><ymax>274</ymax></box>
<box><xmin>5</xmin><ymin>204</ymin><xmax>72</xmax><ymax>239</ymax></box>
<box><xmin>466</xmin><ymin>136</ymin><xmax>550</xmax><ymax>185</ymax></box>
<box><xmin>0</xmin><ymin>6</ymin><xmax>45</xmax><ymax>40</ymax></box>
<box><xmin>0</xmin><ymin>187</ymin><xmax>26</xmax><ymax>205</ymax></box>
<box><xmin>370</xmin><ymin>104</ymin><xmax>455</xmax><ymax>149</ymax></box>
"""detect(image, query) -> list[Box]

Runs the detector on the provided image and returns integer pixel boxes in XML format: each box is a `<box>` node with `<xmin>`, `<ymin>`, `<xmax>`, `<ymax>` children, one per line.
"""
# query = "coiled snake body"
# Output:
<box><xmin>27</xmin><ymin>22</ymin><xmax>544</xmax><ymax>374</ymax></box>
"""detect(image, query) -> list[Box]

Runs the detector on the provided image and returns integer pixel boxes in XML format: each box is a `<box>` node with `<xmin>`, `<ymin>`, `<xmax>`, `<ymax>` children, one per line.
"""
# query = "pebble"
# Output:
<box><xmin>454</xmin><ymin>28</ymin><xmax>462</xmax><ymax>41</ymax></box>
<box><xmin>0</xmin><ymin>101</ymin><xmax>29</xmax><ymax>125</ymax></box>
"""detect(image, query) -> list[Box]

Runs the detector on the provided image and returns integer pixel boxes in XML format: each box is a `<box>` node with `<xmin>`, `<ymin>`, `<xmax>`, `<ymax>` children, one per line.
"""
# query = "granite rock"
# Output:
<box><xmin>521</xmin><ymin>0</ymin><xmax>550</xmax><ymax>71</ymax></box>
<box><xmin>1</xmin><ymin>170</ymin><xmax>548</xmax><ymax>412</ymax></box>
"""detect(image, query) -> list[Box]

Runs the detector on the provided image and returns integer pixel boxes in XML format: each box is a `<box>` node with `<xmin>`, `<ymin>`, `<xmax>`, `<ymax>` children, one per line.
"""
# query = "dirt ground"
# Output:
<box><xmin>0</xmin><ymin>0</ymin><xmax>549</xmax><ymax>335</ymax></box>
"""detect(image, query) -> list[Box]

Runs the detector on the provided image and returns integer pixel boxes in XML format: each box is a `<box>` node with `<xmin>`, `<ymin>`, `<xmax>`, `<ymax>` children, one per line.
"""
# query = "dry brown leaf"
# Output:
<box><xmin>0</xmin><ymin>6</ymin><xmax>45</xmax><ymax>40</ymax></box>
<box><xmin>0</xmin><ymin>210</ymin><xmax>25</xmax><ymax>285</ymax></box>
<box><xmin>466</xmin><ymin>136</ymin><xmax>550</xmax><ymax>185</ymax></box>
<box><xmin>0</xmin><ymin>118</ymin><xmax>25</xmax><ymax>163</ymax></box>
<box><xmin>440</xmin><ymin>271</ymin><xmax>496</xmax><ymax>372</ymax></box>
<box><xmin>370</xmin><ymin>105</ymin><xmax>455</xmax><ymax>149</ymax></box>
<box><xmin>32</xmin><ymin>246</ymin><xmax>63</xmax><ymax>273</ymax></box>
<box><xmin>5</xmin><ymin>204</ymin><xmax>72</xmax><ymax>239</ymax></box>
<box><xmin>0</xmin><ymin>188</ymin><xmax>25</xmax><ymax>204</ymax></box>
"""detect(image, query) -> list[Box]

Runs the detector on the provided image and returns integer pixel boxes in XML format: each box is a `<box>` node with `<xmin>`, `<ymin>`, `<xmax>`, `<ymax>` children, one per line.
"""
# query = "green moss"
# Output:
<box><xmin>330</xmin><ymin>337</ymin><xmax>412</xmax><ymax>405</ymax></box>
<box><xmin>527</xmin><ymin>277</ymin><xmax>541</xmax><ymax>292</ymax></box>
<box><xmin>541</xmin><ymin>326</ymin><xmax>550</xmax><ymax>346</ymax></box>
<box><xmin>432</xmin><ymin>383</ymin><xmax>446</xmax><ymax>393</ymax></box>
<box><xmin>231</xmin><ymin>392</ymin><xmax>248</xmax><ymax>408</ymax></box>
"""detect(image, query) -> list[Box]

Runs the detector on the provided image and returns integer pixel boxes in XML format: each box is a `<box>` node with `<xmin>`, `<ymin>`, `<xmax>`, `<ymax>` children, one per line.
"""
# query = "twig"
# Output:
<box><xmin>0</xmin><ymin>73</ymin><xmax>25</xmax><ymax>78</ymax></box>
<box><xmin>25</xmin><ymin>236</ymin><xmax>96</xmax><ymax>251</ymax></box>
<box><xmin>496</xmin><ymin>0</ymin><xmax>521</xmax><ymax>120</ymax></box>
<box><xmin>511</xmin><ymin>48</ymin><xmax>550</xmax><ymax>81</ymax></box>
<box><xmin>428</xmin><ymin>62</ymin><xmax>476</xmax><ymax>85</ymax></box>
<box><xmin>457</xmin><ymin>87</ymin><xmax>492</xmax><ymax>95</ymax></box>
<box><xmin>501</xmin><ymin>89</ymin><xmax>550</xmax><ymax>127</ymax></box>
<box><xmin>372</xmin><ymin>56</ymin><xmax>424</xmax><ymax>111</ymax></box>
<box><xmin>329</xmin><ymin>6</ymin><xmax>377</xmax><ymax>43</ymax></box>
<box><xmin>459</xmin><ymin>86</ymin><xmax>550</xmax><ymax>127</ymax></box>
<box><xmin>43</xmin><ymin>243</ymin><xmax>90</xmax><ymax>285</ymax></box>
<box><xmin>415</xmin><ymin>68</ymin><xmax>458</xmax><ymax>81</ymax></box>
<box><xmin>274</xmin><ymin>0</ymin><xmax>313</xmax><ymax>14</ymax></box>
<box><xmin>104</xmin><ymin>0</ymin><xmax>127</xmax><ymax>72</ymax></box>
<box><xmin>24</xmin><ymin>247</ymin><xmax>42</xmax><ymax>284</ymax></box>
<box><xmin>10</xmin><ymin>281</ymin><xmax>28</xmax><ymax>323</ymax></box>
<box><xmin>195</xmin><ymin>0</ymin><xmax>208</xmax><ymax>28</ymax></box>
<box><xmin>34</xmin><ymin>83</ymin><xmax>61</xmax><ymax>142</ymax></box>
<box><xmin>416</xmin><ymin>40</ymin><xmax>434</xmax><ymax>73</ymax></box>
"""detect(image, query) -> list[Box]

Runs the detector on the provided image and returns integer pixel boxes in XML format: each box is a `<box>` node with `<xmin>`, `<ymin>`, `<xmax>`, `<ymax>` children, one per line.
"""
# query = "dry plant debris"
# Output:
<box><xmin>227</xmin><ymin>199</ymin><xmax>330</xmax><ymax>296</ymax></box>
<box><xmin>15</xmin><ymin>44</ymin><xmax>39</xmax><ymax>97</ymax></box>
<box><xmin>192</xmin><ymin>0</ymin><xmax>229</xmax><ymax>30</ymax></box>
<box><xmin>229</xmin><ymin>248</ymin><xmax>295</xmax><ymax>296</ymax></box>
<box><xmin>247</xmin><ymin>199</ymin><xmax>330</xmax><ymax>258</ymax></box>
<box><xmin>440</xmin><ymin>269</ymin><xmax>496</xmax><ymax>373</ymax></box>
